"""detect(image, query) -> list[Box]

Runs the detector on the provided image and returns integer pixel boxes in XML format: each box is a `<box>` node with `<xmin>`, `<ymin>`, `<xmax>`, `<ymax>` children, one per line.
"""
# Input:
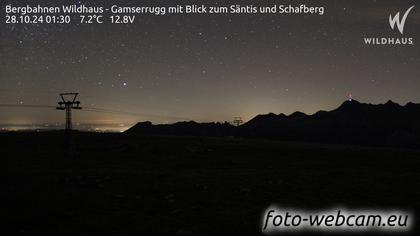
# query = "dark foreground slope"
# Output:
<box><xmin>2</xmin><ymin>132</ymin><xmax>420</xmax><ymax>235</ymax></box>
<box><xmin>127</xmin><ymin>100</ymin><xmax>420</xmax><ymax>148</ymax></box>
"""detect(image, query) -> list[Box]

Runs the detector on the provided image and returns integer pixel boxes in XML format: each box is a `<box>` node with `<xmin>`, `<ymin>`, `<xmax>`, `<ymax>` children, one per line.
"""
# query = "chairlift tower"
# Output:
<box><xmin>233</xmin><ymin>117</ymin><xmax>243</xmax><ymax>127</ymax></box>
<box><xmin>56</xmin><ymin>93</ymin><xmax>82</xmax><ymax>130</ymax></box>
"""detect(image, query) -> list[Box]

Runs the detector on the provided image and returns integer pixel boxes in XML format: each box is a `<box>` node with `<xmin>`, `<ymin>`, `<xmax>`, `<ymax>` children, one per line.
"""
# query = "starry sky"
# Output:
<box><xmin>0</xmin><ymin>0</ymin><xmax>419</xmax><ymax>131</ymax></box>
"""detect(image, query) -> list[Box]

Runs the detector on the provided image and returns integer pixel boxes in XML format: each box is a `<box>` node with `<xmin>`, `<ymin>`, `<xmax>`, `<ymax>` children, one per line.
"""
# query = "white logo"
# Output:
<box><xmin>363</xmin><ymin>5</ymin><xmax>415</xmax><ymax>45</ymax></box>
<box><xmin>389</xmin><ymin>5</ymin><xmax>415</xmax><ymax>34</ymax></box>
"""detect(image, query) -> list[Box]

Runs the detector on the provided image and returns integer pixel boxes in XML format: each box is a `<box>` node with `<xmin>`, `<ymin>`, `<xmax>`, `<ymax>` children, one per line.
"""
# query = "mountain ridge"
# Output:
<box><xmin>126</xmin><ymin>100</ymin><xmax>420</xmax><ymax>148</ymax></box>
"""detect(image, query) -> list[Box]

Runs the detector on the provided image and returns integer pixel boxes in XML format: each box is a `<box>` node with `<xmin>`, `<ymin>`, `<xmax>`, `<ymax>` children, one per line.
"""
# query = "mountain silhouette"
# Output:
<box><xmin>126</xmin><ymin>100</ymin><xmax>420</xmax><ymax>147</ymax></box>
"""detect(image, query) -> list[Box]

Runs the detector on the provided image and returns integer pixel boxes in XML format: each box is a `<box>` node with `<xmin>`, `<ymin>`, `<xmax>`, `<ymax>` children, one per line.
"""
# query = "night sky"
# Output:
<box><xmin>1</xmin><ymin>0</ymin><xmax>419</xmax><ymax>131</ymax></box>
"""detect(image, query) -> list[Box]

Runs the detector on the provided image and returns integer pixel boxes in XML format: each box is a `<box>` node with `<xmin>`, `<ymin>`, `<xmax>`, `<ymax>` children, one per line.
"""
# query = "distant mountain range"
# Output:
<box><xmin>126</xmin><ymin>100</ymin><xmax>420</xmax><ymax>147</ymax></box>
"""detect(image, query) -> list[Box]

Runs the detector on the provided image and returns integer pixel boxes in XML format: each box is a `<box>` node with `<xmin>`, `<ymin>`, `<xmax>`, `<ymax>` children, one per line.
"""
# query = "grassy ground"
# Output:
<box><xmin>2</xmin><ymin>132</ymin><xmax>420</xmax><ymax>235</ymax></box>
